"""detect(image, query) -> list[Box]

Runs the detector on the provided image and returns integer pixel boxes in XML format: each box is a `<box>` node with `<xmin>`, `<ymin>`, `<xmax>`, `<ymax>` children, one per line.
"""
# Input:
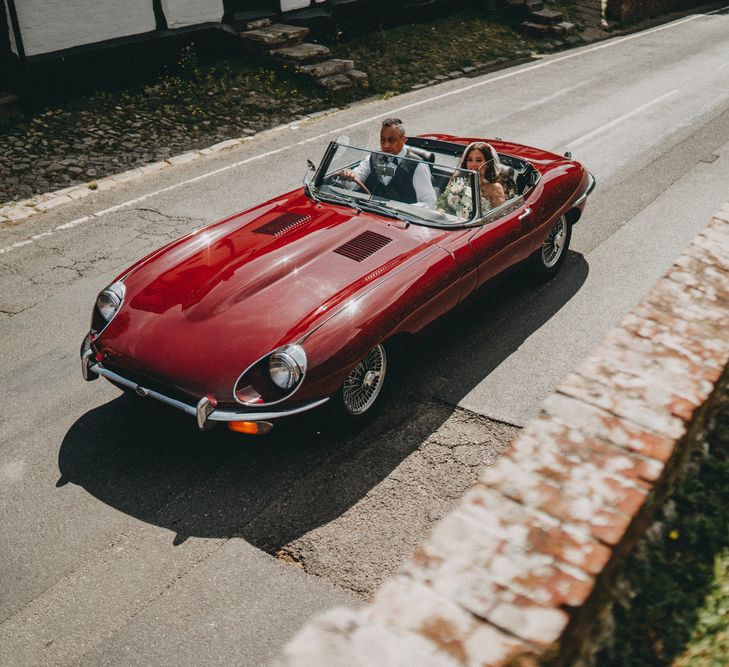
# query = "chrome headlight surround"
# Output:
<box><xmin>90</xmin><ymin>281</ymin><xmax>125</xmax><ymax>339</ymax></box>
<box><xmin>269</xmin><ymin>345</ymin><xmax>307</xmax><ymax>390</ymax></box>
<box><xmin>234</xmin><ymin>344</ymin><xmax>308</xmax><ymax>406</ymax></box>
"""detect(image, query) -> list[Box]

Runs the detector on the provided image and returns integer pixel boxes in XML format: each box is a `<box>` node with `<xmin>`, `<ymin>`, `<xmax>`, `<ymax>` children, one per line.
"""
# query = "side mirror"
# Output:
<box><xmin>307</xmin><ymin>159</ymin><xmax>317</xmax><ymax>172</ymax></box>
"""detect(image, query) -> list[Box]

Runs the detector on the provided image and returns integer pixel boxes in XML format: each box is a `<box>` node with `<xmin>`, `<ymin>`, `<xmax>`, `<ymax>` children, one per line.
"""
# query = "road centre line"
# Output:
<box><xmin>513</xmin><ymin>79</ymin><xmax>593</xmax><ymax>115</ymax></box>
<box><xmin>568</xmin><ymin>89</ymin><xmax>680</xmax><ymax>148</ymax></box>
<box><xmin>1</xmin><ymin>5</ymin><xmax>727</xmax><ymax>257</ymax></box>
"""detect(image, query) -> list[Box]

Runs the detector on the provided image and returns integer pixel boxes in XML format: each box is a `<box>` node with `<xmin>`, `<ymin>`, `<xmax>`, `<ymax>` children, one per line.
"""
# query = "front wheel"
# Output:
<box><xmin>532</xmin><ymin>215</ymin><xmax>571</xmax><ymax>279</ymax></box>
<box><xmin>330</xmin><ymin>343</ymin><xmax>388</xmax><ymax>428</ymax></box>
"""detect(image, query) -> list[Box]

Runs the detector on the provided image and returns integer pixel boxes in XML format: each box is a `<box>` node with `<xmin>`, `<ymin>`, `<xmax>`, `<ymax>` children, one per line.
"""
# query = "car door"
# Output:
<box><xmin>468</xmin><ymin>196</ymin><xmax>534</xmax><ymax>288</ymax></box>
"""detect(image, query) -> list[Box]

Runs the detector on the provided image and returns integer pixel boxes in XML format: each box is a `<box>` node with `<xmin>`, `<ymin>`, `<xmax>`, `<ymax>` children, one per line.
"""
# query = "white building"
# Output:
<box><xmin>2</xmin><ymin>0</ymin><xmax>333</xmax><ymax>61</ymax></box>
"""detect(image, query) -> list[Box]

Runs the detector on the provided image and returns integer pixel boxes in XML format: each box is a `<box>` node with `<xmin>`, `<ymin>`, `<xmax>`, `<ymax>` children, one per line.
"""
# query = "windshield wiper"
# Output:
<box><xmin>357</xmin><ymin>200</ymin><xmax>411</xmax><ymax>224</ymax></box>
<box><xmin>316</xmin><ymin>190</ymin><xmax>363</xmax><ymax>213</ymax></box>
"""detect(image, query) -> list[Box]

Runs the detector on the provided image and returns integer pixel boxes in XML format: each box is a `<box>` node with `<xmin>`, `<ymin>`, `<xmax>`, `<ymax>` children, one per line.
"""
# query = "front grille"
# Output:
<box><xmin>102</xmin><ymin>360</ymin><xmax>198</xmax><ymax>406</ymax></box>
<box><xmin>334</xmin><ymin>231</ymin><xmax>392</xmax><ymax>262</ymax></box>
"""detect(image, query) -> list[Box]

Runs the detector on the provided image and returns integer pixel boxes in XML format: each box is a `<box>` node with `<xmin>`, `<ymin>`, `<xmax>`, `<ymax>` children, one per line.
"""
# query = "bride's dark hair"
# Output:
<box><xmin>458</xmin><ymin>142</ymin><xmax>500</xmax><ymax>183</ymax></box>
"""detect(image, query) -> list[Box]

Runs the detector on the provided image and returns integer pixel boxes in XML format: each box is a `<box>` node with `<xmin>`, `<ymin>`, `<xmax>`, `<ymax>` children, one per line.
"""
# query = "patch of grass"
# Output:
<box><xmin>597</xmin><ymin>403</ymin><xmax>729</xmax><ymax>665</ymax></box>
<box><xmin>331</xmin><ymin>8</ymin><xmax>548</xmax><ymax>95</ymax></box>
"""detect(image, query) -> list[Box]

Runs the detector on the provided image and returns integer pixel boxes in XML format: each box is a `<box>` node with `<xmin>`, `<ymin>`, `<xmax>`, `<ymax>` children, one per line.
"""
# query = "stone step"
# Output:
<box><xmin>347</xmin><ymin>69</ymin><xmax>368</xmax><ymax>86</ymax></box>
<box><xmin>555</xmin><ymin>21</ymin><xmax>577</xmax><ymax>34</ymax></box>
<box><xmin>528</xmin><ymin>7</ymin><xmax>564</xmax><ymax>24</ymax></box>
<box><xmin>317</xmin><ymin>73</ymin><xmax>354</xmax><ymax>91</ymax></box>
<box><xmin>245</xmin><ymin>17</ymin><xmax>273</xmax><ymax>31</ymax></box>
<box><xmin>297</xmin><ymin>58</ymin><xmax>354</xmax><ymax>78</ymax></box>
<box><xmin>525</xmin><ymin>0</ymin><xmax>544</xmax><ymax>12</ymax></box>
<box><xmin>240</xmin><ymin>23</ymin><xmax>310</xmax><ymax>48</ymax></box>
<box><xmin>269</xmin><ymin>42</ymin><xmax>332</xmax><ymax>62</ymax></box>
<box><xmin>520</xmin><ymin>20</ymin><xmax>552</xmax><ymax>35</ymax></box>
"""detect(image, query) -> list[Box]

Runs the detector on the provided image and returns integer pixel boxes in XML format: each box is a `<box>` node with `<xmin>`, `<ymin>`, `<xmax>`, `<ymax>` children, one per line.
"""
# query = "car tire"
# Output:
<box><xmin>330</xmin><ymin>343</ymin><xmax>389</xmax><ymax>428</ymax></box>
<box><xmin>531</xmin><ymin>215</ymin><xmax>571</xmax><ymax>279</ymax></box>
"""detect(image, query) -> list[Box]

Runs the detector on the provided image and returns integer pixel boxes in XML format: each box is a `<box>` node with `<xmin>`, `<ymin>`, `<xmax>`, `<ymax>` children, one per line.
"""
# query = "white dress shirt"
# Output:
<box><xmin>350</xmin><ymin>147</ymin><xmax>436</xmax><ymax>207</ymax></box>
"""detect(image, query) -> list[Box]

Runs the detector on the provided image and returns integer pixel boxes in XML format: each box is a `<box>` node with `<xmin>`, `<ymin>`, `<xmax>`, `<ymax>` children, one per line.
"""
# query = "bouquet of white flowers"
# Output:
<box><xmin>436</xmin><ymin>177</ymin><xmax>474</xmax><ymax>220</ymax></box>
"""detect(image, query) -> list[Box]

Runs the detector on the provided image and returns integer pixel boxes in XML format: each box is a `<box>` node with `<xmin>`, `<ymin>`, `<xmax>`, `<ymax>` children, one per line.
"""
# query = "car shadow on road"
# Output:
<box><xmin>58</xmin><ymin>251</ymin><xmax>588</xmax><ymax>551</ymax></box>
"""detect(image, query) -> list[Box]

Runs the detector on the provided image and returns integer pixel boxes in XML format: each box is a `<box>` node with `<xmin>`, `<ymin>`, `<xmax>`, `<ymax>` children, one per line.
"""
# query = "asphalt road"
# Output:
<box><xmin>3</xmin><ymin>7</ymin><xmax>729</xmax><ymax>664</ymax></box>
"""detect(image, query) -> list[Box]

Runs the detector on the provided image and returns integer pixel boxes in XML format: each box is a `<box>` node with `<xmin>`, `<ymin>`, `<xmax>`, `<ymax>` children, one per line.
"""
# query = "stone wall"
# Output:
<box><xmin>278</xmin><ymin>203</ymin><xmax>729</xmax><ymax>666</ymax></box>
<box><xmin>607</xmin><ymin>0</ymin><xmax>712</xmax><ymax>22</ymax></box>
<box><xmin>575</xmin><ymin>0</ymin><xmax>714</xmax><ymax>24</ymax></box>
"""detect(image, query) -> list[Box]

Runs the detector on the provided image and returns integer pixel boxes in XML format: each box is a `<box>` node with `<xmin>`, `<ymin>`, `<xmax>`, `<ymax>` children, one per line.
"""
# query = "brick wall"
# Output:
<box><xmin>278</xmin><ymin>203</ymin><xmax>729</xmax><ymax>666</ymax></box>
<box><xmin>576</xmin><ymin>0</ymin><xmax>714</xmax><ymax>24</ymax></box>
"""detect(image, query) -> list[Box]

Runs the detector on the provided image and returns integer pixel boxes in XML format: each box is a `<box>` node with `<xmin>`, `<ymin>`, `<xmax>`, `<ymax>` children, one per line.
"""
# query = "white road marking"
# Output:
<box><xmin>513</xmin><ymin>79</ymin><xmax>594</xmax><ymax>114</ymax></box>
<box><xmin>568</xmin><ymin>89</ymin><xmax>680</xmax><ymax>148</ymax></box>
<box><xmin>719</xmin><ymin>61</ymin><xmax>729</xmax><ymax>69</ymax></box>
<box><xmin>1</xmin><ymin>5</ymin><xmax>727</xmax><ymax>257</ymax></box>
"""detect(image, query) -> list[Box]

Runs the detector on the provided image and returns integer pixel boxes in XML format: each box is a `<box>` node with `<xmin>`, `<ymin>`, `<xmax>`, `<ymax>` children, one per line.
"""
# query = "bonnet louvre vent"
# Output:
<box><xmin>254</xmin><ymin>213</ymin><xmax>311</xmax><ymax>236</ymax></box>
<box><xmin>334</xmin><ymin>231</ymin><xmax>393</xmax><ymax>262</ymax></box>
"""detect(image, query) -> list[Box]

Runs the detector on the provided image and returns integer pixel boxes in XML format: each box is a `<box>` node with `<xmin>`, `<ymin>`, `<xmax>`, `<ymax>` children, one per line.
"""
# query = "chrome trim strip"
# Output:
<box><xmin>573</xmin><ymin>172</ymin><xmax>596</xmax><ymax>207</ymax></box>
<box><xmin>91</xmin><ymin>364</ymin><xmax>329</xmax><ymax>422</ymax></box>
<box><xmin>208</xmin><ymin>399</ymin><xmax>330</xmax><ymax>422</ymax></box>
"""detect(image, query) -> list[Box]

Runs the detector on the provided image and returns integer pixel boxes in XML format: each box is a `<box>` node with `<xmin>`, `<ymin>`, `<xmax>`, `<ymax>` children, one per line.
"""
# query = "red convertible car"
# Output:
<box><xmin>81</xmin><ymin>134</ymin><xmax>594</xmax><ymax>434</ymax></box>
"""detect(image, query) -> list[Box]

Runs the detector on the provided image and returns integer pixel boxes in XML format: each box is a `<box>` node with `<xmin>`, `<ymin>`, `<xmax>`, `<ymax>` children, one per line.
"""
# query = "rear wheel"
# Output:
<box><xmin>532</xmin><ymin>215</ymin><xmax>571</xmax><ymax>279</ymax></box>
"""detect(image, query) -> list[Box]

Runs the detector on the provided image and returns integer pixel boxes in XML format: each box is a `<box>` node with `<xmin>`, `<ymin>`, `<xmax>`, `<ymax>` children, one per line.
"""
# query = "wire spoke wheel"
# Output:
<box><xmin>341</xmin><ymin>344</ymin><xmax>387</xmax><ymax>416</ymax></box>
<box><xmin>541</xmin><ymin>216</ymin><xmax>567</xmax><ymax>268</ymax></box>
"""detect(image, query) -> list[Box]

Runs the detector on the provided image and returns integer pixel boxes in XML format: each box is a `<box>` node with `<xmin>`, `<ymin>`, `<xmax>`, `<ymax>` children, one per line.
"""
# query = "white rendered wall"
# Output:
<box><xmin>160</xmin><ymin>0</ymin><xmax>224</xmax><ymax>29</ymax></box>
<box><xmin>8</xmin><ymin>0</ymin><xmax>157</xmax><ymax>56</ymax></box>
<box><xmin>281</xmin><ymin>0</ymin><xmax>311</xmax><ymax>11</ymax></box>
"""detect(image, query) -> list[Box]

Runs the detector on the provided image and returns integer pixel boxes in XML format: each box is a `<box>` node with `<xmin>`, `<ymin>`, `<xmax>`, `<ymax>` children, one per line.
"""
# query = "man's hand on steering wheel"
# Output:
<box><xmin>337</xmin><ymin>168</ymin><xmax>356</xmax><ymax>181</ymax></box>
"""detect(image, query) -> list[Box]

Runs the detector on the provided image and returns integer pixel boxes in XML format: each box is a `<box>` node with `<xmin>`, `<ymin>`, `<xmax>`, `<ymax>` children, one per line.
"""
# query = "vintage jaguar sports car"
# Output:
<box><xmin>80</xmin><ymin>134</ymin><xmax>594</xmax><ymax>434</ymax></box>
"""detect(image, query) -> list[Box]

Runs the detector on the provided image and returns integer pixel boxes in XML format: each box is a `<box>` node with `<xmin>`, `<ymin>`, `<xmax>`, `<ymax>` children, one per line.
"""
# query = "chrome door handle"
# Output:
<box><xmin>518</xmin><ymin>207</ymin><xmax>532</xmax><ymax>221</ymax></box>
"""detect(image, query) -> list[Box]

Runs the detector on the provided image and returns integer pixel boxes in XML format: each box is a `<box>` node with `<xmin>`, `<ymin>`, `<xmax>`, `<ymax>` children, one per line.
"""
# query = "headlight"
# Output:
<box><xmin>234</xmin><ymin>344</ymin><xmax>308</xmax><ymax>405</ymax></box>
<box><xmin>269</xmin><ymin>345</ymin><xmax>307</xmax><ymax>389</ymax></box>
<box><xmin>91</xmin><ymin>281</ymin><xmax>125</xmax><ymax>337</ymax></box>
<box><xmin>96</xmin><ymin>283</ymin><xmax>124</xmax><ymax>322</ymax></box>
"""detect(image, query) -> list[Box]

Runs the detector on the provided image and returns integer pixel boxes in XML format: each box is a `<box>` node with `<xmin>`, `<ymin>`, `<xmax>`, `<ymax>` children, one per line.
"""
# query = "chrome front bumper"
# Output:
<box><xmin>84</xmin><ymin>360</ymin><xmax>329</xmax><ymax>430</ymax></box>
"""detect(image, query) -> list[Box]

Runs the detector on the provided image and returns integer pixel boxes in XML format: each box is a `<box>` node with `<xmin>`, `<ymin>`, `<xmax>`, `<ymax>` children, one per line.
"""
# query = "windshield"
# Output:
<box><xmin>310</xmin><ymin>142</ymin><xmax>481</xmax><ymax>227</ymax></box>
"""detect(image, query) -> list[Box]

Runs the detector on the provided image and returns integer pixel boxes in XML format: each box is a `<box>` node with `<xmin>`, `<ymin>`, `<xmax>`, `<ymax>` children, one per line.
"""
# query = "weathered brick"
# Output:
<box><xmin>620</xmin><ymin>312</ymin><xmax>727</xmax><ymax>370</ymax></box>
<box><xmin>527</xmin><ymin>522</ymin><xmax>612</xmax><ymax>575</ymax></box>
<box><xmin>557</xmin><ymin>372</ymin><xmax>686</xmax><ymax>440</ymax></box>
<box><xmin>574</xmin><ymin>338</ymin><xmax>717</xmax><ymax>421</ymax></box>
<box><xmin>698</xmin><ymin>226</ymin><xmax>729</xmax><ymax>260</ymax></box>
<box><xmin>488</xmin><ymin>603</ymin><xmax>569</xmax><ymax>646</ymax></box>
<box><xmin>528</xmin><ymin>410</ymin><xmax>664</xmax><ymax>485</ymax></box>
<box><xmin>543</xmin><ymin>393</ymin><xmax>674</xmax><ymax>463</ymax></box>
<box><xmin>369</xmin><ymin>578</ymin><xmax>477</xmax><ymax>662</ymax></box>
<box><xmin>713</xmin><ymin>208</ymin><xmax>729</xmax><ymax>224</ymax></box>
<box><xmin>685</xmin><ymin>242</ymin><xmax>729</xmax><ymax>277</ymax></box>
<box><xmin>463</xmin><ymin>623</ymin><xmax>526</xmax><ymax>666</ymax></box>
<box><xmin>707</xmin><ymin>214</ymin><xmax>729</xmax><ymax>234</ymax></box>
<box><xmin>641</xmin><ymin>276</ymin><xmax>727</xmax><ymax>332</ymax></box>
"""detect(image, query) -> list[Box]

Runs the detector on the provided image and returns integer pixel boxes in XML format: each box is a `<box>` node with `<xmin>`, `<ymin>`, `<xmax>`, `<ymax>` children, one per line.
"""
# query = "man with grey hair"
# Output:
<box><xmin>338</xmin><ymin>118</ymin><xmax>436</xmax><ymax>207</ymax></box>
